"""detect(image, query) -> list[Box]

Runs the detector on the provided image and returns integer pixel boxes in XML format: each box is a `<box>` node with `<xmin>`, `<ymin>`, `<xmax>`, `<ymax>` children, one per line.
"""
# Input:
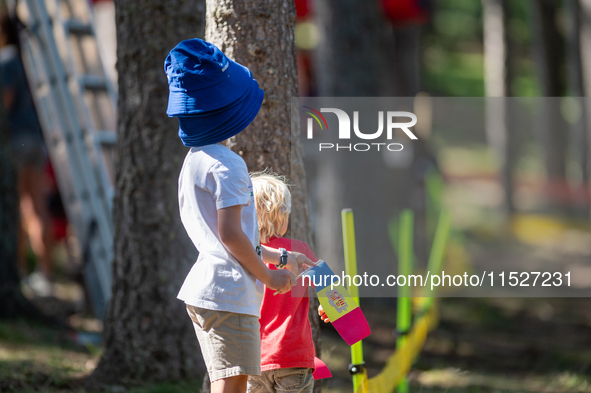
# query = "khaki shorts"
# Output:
<box><xmin>186</xmin><ymin>305</ymin><xmax>261</xmax><ymax>382</ymax></box>
<box><xmin>248</xmin><ymin>368</ymin><xmax>314</xmax><ymax>393</ymax></box>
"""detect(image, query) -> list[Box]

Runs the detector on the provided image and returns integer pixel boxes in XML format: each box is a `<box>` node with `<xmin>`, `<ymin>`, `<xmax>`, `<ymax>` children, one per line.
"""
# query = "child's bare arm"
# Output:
<box><xmin>261</xmin><ymin>247</ymin><xmax>317</xmax><ymax>275</ymax></box>
<box><xmin>218</xmin><ymin>205</ymin><xmax>293</xmax><ymax>293</ymax></box>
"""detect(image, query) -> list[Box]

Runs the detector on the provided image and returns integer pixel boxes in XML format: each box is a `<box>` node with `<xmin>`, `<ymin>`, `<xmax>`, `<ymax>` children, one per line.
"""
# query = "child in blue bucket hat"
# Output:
<box><xmin>166</xmin><ymin>39</ymin><xmax>316</xmax><ymax>393</ymax></box>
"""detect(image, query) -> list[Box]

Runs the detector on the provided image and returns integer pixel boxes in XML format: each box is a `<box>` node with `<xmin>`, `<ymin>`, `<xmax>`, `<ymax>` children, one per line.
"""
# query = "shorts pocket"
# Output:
<box><xmin>275</xmin><ymin>368</ymin><xmax>307</xmax><ymax>391</ymax></box>
<box><xmin>247</xmin><ymin>379</ymin><xmax>262</xmax><ymax>393</ymax></box>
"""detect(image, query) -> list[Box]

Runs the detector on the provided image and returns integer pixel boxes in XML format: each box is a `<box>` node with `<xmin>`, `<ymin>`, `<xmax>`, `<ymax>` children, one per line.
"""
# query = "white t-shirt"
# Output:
<box><xmin>177</xmin><ymin>144</ymin><xmax>264</xmax><ymax>317</ymax></box>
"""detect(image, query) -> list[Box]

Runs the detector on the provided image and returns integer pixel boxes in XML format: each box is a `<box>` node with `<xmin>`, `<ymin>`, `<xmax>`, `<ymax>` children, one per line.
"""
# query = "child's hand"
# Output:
<box><xmin>318</xmin><ymin>305</ymin><xmax>330</xmax><ymax>323</ymax></box>
<box><xmin>287</xmin><ymin>251</ymin><xmax>317</xmax><ymax>275</ymax></box>
<box><xmin>267</xmin><ymin>269</ymin><xmax>294</xmax><ymax>294</ymax></box>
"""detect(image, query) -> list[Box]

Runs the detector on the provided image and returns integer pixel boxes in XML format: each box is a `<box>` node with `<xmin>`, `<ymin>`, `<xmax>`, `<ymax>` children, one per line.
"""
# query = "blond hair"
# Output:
<box><xmin>250</xmin><ymin>172</ymin><xmax>291</xmax><ymax>243</ymax></box>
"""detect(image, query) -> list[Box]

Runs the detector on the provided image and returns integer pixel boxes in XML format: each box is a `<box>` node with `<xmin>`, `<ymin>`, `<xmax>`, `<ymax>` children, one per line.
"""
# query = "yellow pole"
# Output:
<box><xmin>342</xmin><ymin>209</ymin><xmax>364</xmax><ymax>392</ymax></box>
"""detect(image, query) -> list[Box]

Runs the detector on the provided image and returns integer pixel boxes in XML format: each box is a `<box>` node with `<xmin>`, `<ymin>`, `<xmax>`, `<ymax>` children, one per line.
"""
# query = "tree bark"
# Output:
<box><xmin>205</xmin><ymin>0</ymin><xmax>312</xmax><ymax>240</ymax></box>
<box><xmin>205</xmin><ymin>1</ymin><xmax>319</xmax><ymax>391</ymax></box>
<box><xmin>89</xmin><ymin>0</ymin><xmax>206</xmax><ymax>385</ymax></box>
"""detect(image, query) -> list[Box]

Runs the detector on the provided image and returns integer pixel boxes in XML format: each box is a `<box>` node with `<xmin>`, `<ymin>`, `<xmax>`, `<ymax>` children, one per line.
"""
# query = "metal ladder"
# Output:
<box><xmin>11</xmin><ymin>0</ymin><xmax>117</xmax><ymax>319</ymax></box>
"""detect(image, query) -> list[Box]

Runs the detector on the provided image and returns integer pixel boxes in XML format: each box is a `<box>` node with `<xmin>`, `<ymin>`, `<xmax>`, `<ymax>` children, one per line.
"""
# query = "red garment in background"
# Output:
<box><xmin>381</xmin><ymin>0</ymin><xmax>429</xmax><ymax>24</ymax></box>
<box><xmin>294</xmin><ymin>0</ymin><xmax>311</xmax><ymax>19</ymax></box>
<box><xmin>45</xmin><ymin>161</ymin><xmax>68</xmax><ymax>241</ymax></box>
<box><xmin>259</xmin><ymin>236</ymin><xmax>318</xmax><ymax>372</ymax></box>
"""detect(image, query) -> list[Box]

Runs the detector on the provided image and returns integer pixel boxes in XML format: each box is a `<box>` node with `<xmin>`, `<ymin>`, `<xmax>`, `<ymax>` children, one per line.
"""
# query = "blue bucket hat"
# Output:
<box><xmin>177</xmin><ymin>81</ymin><xmax>264</xmax><ymax>147</ymax></box>
<box><xmin>165</xmin><ymin>38</ymin><xmax>264</xmax><ymax>146</ymax></box>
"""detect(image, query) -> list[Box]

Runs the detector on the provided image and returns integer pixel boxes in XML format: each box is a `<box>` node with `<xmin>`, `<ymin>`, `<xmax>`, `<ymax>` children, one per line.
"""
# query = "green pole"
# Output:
<box><xmin>397</xmin><ymin>209</ymin><xmax>414</xmax><ymax>393</ymax></box>
<box><xmin>423</xmin><ymin>209</ymin><xmax>452</xmax><ymax>310</ymax></box>
<box><xmin>425</xmin><ymin>169</ymin><xmax>445</xmax><ymax>236</ymax></box>
<box><xmin>342</xmin><ymin>209</ymin><xmax>364</xmax><ymax>392</ymax></box>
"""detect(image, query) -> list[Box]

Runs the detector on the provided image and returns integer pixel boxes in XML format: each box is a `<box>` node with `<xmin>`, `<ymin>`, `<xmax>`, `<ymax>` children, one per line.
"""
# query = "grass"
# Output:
<box><xmin>3</xmin><ymin>296</ymin><xmax>591</xmax><ymax>393</ymax></box>
<box><xmin>0</xmin><ymin>320</ymin><xmax>94</xmax><ymax>392</ymax></box>
<box><xmin>0</xmin><ymin>320</ymin><xmax>202</xmax><ymax>393</ymax></box>
<box><xmin>412</xmin><ymin>368</ymin><xmax>591</xmax><ymax>392</ymax></box>
<box><xmin>5</xmin><ymin>232</ymin><xmax>591</xmax><ymax>393</ymax></box>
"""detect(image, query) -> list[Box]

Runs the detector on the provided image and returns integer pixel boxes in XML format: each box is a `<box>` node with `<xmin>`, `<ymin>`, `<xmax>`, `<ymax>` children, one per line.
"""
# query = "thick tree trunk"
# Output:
<box><xmin>313</xmin><ymin>0</ymin><xmax>382</xmax><ymax>96</ymax></box>
<box><xmin>311</xmin><ymin>0</ymin><xmax>383</xmax><ymax>271</ymax></box>
<box><xmin>310</xmin><ymin>0</ymin><xmax>416</xmax><ymax>274</ymax></box>
<box><xmin>205</xmin><ymin>1</ymin><xmax>319</xmax><ymax>391</ymax></box>
<box><xmin>89</xmin><ymin>0</ymin><xmax>206</xmax><ymax>385</ymax></box>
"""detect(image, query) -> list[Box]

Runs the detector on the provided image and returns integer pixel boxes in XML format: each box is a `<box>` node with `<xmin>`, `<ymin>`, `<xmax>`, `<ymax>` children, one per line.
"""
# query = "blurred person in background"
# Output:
<box><xmin>0</xmin><ymin>11</ymin><xmax>53</xmax><ymax>295</ymax></box>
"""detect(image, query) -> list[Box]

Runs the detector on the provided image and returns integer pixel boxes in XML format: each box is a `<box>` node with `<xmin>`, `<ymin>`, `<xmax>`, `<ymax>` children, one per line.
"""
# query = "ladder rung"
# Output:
<box><xmin>79</xmin><ymin>75</ymin><xmax>108</xmax><ymax>91</ymax></box>
<box><xmin>94</xmin><ymin>130</ymin><xmax>117</xmax><ymax>145</ymax></box>
<box><xmin>64</xmin><ymin>19</ymin><xmax>92</xmax><ymax>36</ymax></box>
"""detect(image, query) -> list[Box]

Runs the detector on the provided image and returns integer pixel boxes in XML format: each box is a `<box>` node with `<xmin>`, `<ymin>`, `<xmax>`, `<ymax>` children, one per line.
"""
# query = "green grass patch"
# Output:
<box><xmin>127</xmin><ymin>381</ymin><xmax>203</xmax><ymax>393</ymax></box>
<box><xmin>0</xmin><ymin>320</ymin><xmax>205</xmax><ymax>392</ymax></box>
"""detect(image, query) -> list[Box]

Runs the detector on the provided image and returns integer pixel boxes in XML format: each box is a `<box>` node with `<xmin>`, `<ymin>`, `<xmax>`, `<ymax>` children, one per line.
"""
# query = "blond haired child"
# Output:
<box><xmin>247</xmin><ymin>172</ymin><xmax>318</xmax><ymax>393</ymax></box>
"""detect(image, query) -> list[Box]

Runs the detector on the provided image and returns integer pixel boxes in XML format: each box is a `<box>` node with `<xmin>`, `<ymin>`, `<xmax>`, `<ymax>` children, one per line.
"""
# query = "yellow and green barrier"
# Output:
<box><xmin>341</xmin><ymin>207</ymin><xmax>451</xmax><ymax>393</ymax></box>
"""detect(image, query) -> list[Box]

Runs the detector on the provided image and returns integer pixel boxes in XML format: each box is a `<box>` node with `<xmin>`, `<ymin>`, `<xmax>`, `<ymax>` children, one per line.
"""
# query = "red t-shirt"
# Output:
<box><xmin>260</xmin><ymin>237</ymin><xmax>318</xmax><ymax>372</ymax></box>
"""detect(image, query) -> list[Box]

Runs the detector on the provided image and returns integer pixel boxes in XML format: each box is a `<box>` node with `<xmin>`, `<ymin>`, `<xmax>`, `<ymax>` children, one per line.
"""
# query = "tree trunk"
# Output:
<box><xmin>205</xmin><ymin>1</ymin><xmax>319</xmax><ymax>391</ymax></box>
<box><xmin>89</xmin><ymin>0</ymin><xmax>206</xmax><ymax>386</ymax></box>
<box><xmin>379</xmin><ymin>25</ymin><xmax>422</xmax><ymax>97</ymax></box>
<box><xmin>565</xmin><ymin>0</ymin><xmax>590</xmax><ymax>216</ymax></box>
<box><xmin>531</xmin><ymin>0</ymin><xmax>569</xmax><ymax>212</ymax></box>
<box><xmin>310</xmin><ymin>0</ymin><xmax>417</xmax><ymax>272</ymax></box>
<box><xmin>482</xmin><ymin>0</ymin><xmax>515</xmax><ymax>215</ymax></box>
<box><xmin>581</xmin><ymin>0</ymin><xmax>591</xmax><ymax>219</ymax></box>
<box><xmin>581</xmin><ymin>0</ymin><xmax>591</xmax><ymax>96</ymax></box>
<box><xmin>311</xmin><ymin>0</ymin><xmax>382</xmax><ymax>270</ymax></box>
<box><xmin>313</xmin><ymin>0</ymin><xmax>382</xmax><ymax>96</ymax></box>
